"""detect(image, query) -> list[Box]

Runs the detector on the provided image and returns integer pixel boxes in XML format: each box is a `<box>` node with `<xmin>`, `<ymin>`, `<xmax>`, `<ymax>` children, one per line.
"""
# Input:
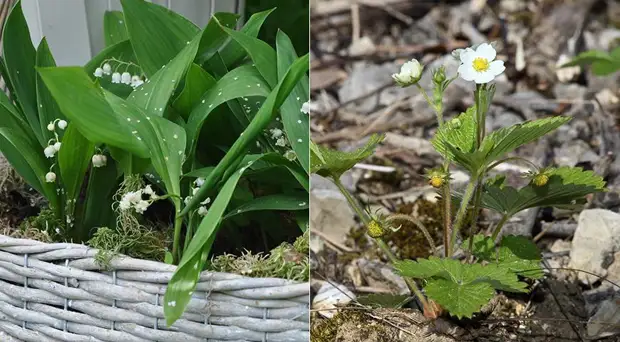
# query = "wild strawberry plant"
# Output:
<box><xmin>0</xmin><ymin>0</ymin><xmax>308</xmax><ymax>325</ymax></box>
<box><xmin>311</xmin><ymin>42</ymin><xmax>605</xmax><ymax>319</ymax></box>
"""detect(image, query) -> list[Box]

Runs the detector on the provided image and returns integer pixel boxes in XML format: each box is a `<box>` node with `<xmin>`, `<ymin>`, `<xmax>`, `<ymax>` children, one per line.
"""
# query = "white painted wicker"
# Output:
<box><xmin>0</xmin><ymin>235</ymin><xmax>309</xmax><ymax>342</ymax></box>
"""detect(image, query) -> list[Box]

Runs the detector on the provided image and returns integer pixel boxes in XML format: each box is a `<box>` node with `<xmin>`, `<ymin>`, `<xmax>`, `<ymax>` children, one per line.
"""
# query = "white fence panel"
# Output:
<box><xmin>20</xmin><ymin>0</ymin><xmax>244</xmax><ymax>66</ymax></box>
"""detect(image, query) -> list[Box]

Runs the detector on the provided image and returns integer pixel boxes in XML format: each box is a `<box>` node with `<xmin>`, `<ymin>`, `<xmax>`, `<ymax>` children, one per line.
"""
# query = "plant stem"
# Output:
<box><xmin>491</xmin><ymin>214</ymin><xmax>509</xmax><ymax>241</ymax></box>
<box><xmin>474</xmin><ymin>84</ymin><xmax>485</xmax><ymax>148</ymax></box>
<box><xmin>333</xmin><ymin>177</ymin><xmax>369</xmax><ymax>224</ymax></box>
<box><xmin>448</xmin><ymin>179</ymin><xmax>476</xmax><ymax>257</ymax></box>
<box><xmin>415</xmin><ymin>83</ymin><xmax>443</xmax><ymax>126</ymax></box>
<box><xmin>171</xmin><ymin>198</ymin><xmax>183</xmax><ymax>264</ymax></box>
<box><xmin>466</xmin><ymin>180</ymin><xmax>483</xmax><ymax>261</ymax></box>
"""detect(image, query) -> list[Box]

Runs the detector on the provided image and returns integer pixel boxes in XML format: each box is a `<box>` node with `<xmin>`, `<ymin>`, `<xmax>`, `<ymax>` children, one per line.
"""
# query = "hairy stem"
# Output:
<box><xmin>466</xmin><ymin>180</ymin><xmax>483</xmax><ymax>261</ymax></box>
<box><xmin>474</xmin><ymin>84</ymin><xmax>485</xmax><ymax>148</ymax></box>
<box><xmin>416</xmin><ymin>83</ymin><xmax>443</xmax><ymax>126</ymax></box>
<box><xmin>386</xmin><ymin>214</ymin><xmax>436</xmax><ymax>252</ymax></box>
<box><xmin>491</xmin><ymin>214</ymin><xmax>510</xmax><ymax>241</ymax></box>
<box><xmin>449</xmin><ymin>179</ymin><xmax>477</xmax><ymax>257</ymax></box>
<box><xmin>333</xmin><ymin>178</ymin><xmax>368</xmax><ymax>224</ymax></box>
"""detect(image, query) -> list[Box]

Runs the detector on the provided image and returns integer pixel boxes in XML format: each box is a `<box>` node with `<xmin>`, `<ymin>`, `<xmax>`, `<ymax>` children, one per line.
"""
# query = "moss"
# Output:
<box><xmin>311</xmin><ymin>310</ymin><xmax>390</xmax><ymax>342</ymax></box>
<box><xmin>18</xmin><ymin>208</ymin><xmax>64</xmax><ymax>241</ymax></box>
<box><xmin>210</xmin><ymin>230</ymin><xmax>309</xmax><ymax>281</ymax></box>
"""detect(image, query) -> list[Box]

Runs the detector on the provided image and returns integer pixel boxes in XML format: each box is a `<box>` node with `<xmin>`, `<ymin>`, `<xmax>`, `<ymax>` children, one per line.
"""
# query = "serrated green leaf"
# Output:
<box><xmin>464</xmin><ymin>234</ymin><xmax>495</xmax><ymax>260</ymax></box>
<box><xmin>431</xmin><ymin>106</ymin><xmax>476</xmax><ymax>157</ymax></box>
<box><xmin>311</xmin><ymin>134</ymin><xmax>384</xmax><ymax>179</ymax></box>
<box><xmin>497</xmin><ymin>236</ymin><xmax>543</xmax><ymax>279</ymax></box>
<box><xmin>425</xmin><ymin>278</ymin><xmax>495</xmax><ymax>319</ymax></box>
<box><xmin>480</xmin><ymin>166</ymin><xmax>605</xmax><ymax>216</ymax></box>
<box><xmin>103</xmin><ymin>11</ymin><xmax>128</xmax><ymax>47</ymax></box>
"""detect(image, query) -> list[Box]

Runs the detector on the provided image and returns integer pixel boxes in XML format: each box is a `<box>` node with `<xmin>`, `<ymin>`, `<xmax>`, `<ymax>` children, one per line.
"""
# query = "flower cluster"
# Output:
<box><xmin>94</xmin><ymin>62</ymin><xmax>145</xmax><ymax>88</ymax></box>
<box><xmin>119</xmin><ymin>185</ymin><xmax>158</xmax><ymax>214</ymax></box>
<box><xmin>43</xmin><ymin>119</ymin><xmax>68</xmax><ymax>182</ymax></box>
<box><xmin>185</xmin><ymin>178</ymin><xmax>211</xmax><ymax>216</ymax></box>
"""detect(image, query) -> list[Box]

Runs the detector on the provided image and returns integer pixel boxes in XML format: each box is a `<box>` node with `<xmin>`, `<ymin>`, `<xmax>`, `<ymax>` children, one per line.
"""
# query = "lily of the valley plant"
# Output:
<box><xmin>0</xmin><ymin>0</ymin><xmax>309</xmax><ymax>326</ymax></box>
<box><xmin>311</xmin><ymin>42</ymin><xmax>605</xmax><ymax>319</ymax></box>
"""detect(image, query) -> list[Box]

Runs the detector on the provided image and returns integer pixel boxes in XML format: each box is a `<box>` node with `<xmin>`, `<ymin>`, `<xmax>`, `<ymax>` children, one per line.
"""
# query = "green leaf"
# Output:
<box><xmin>425</xmin><ymin>278</ymin><xmax>495</xmax><ymax>319</ymax></box>
<box><xmin>497</xmin><ymin>236</ymin><xmax>543</xmax><ymax>279</ymax></box>
<box><xmin>164</xmin><ymin>251</ymin><xmax>174</xmax><ymax>264</ymax></box>
<box><xmin>217</xmin><ymin>18</ymin><xmax>278</xmax><ymax>87</ymax></box>
<box><xmin>218</xmin><ymin>8</ymin><xmax>275</xmax><ymax>67</ymax></box>
<box><xmin>276</xmin><ymin>30</ymin><xmax>309</xmax><ymax>172</ymax></box>
<box><xmin>120</xmin><ymin>0</ymin><xmax>199</xmax><ymax>76</ymax></box>
<box><xmin>3</xmin><ymin>1</ymin><xmax>43</xmax><ymax>145</ymax></box>
<box><xmin>560</xmin><ymin>50</ymin><xmax>615</xmax><ymax>67</ymax></box>
<box><xmin>357</xmin><ymin>294</ymin><xmax>410</xmax><ymax>308</ymax></box>
<box><xmin>38</xmin><ymin>67</ymin><xmax>149</xmax><ymax>158</ymax></box>
<box><xmin>172</xmin><ymin>64</ymin><xmax>216</xmax><ymax>118</ymax></box>
<box><xmin>81</xmin><ymin>158</ymin><xmax>117</xmax><ymax>232</ymax></box>
<box><xmin>182</xmin><ymin>53</ymin><xmax>309</xmax><ymax>216</ymax></box>
<box><xmin>311</xmin><ymin>134</ymin><xmax>384</xmax><ymax>179</ymax></box>
<box><xmin>57</xmin><ymin>125</ymin><xmax>95</xmax><ymax>213</ymax></box>
<box><xmin>84</xmin><ymin>40</ymin><xmax>138</xmax><ymax>98</ymax></box>
<box><xmin>103</xmin><ymin>11</ymin><xmax>128</xmax><ymax>46</ymax></box>
<box><xmin>223</xmin><ymin>193</ymin><xmax>308</xmax><ymax>220</ymax></box>
<box><xmin>0</xmin><ymin>87</ymin><xmax>33</xmax><ymax>141</ymax></box>
<box><xmin>464</xmin><ymin>234</ymin><xmax>495</xmax><ymax>261</ymax></box>
<box><xmin>36</xmin><ymin>38</ymin><xmax>65</xmax><ymax>144</ymax></box>
<box><xmin>480</xmin><ymin>166</ymin><xmax>605</xmax><ymax>216</ymax></box>
<box><xmin>432</xmin><ymin>106</ymin><xmax>477</xmax><ymax>157</ymax></box>
<box><xmin>165</xmin><ymin>160</ymin><xmax>255</xmax><ymax>326</ymax></box>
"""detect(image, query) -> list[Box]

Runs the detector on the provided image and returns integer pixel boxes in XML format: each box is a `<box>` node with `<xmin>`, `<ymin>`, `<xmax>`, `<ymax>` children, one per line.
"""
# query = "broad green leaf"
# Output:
<box><xmin>0</xmin><ymin>87</ymin><xmax>33</xmax><ymax>141</ymax></box>
<box><xmin>84</xmin><ymin>40</ymin><xmax>138</xmax><ymax>98</ymax></box>
<box><xmin>357</xmin><ymin>294</ymin><xmax>410</xmax><ymax>308</ymax></box>
<box><xmin>432</xmin><ymin>106</ymin><xmax>477</xmax><ymax>158</ymax></box>
<box><xmin>276</xmin><ymin>30</ymin><xmax>310</xmax><ymax>172</ymax></box>
<box><xmin>217</xmin><ymin>18</ymin><xmax>278</xmax><ymax>87</ymax></box>
<box><xmin>247</xmin><ymin>153</ymin><xmax>309</xmax><ymax>192</ymax></box>
<box><xmin>120</xmin><ymin>0</ymin><xmax>199</xmax><ymax>76</ymax></box>
<box><xmin>182</xmin><ymin>53</ymin><xmax>310</xmax><ymax>215</ymax></box>
<box><xmin>126</xmin><ymin>33</ymin><xmax>201</xmax><ymax>117</ymax></box>
<box><xmin>36</xmin><ymin>38</ymin><xmax>65</xmax><ymax>144</ymax></box>
<box><xmin>3</xmin><ymin>1</ymin><xmax>43</xmax><ymax>145</ymax></box>
<box><xmin>81</xmin><ymin>157</ymin><xmax>118</xmax><ymax>233</ymax></box>
<box><xmin>38</xmin><ymin>67</ymin><xmax>149</xmax><ymax>158</ymax></box>
<box><xmin>172</xmin><ymin>64</ymin><xmax>216</xmax><ymax>118</ymax></box>
<box><xmin>57</xmin><ymin>125</ymin><xmax>95</xmax><ymax>214</ymax></box>
<box><xmin>195</xmin><ymin>13</ymin><xmax>239</xmax><ymax>64</ymax></box>
<box><xmin>311</xmin><ymin>134</ymin><xmax>384</xmax><ymax>179</ymax></box>
<box><xmin>0</xmin><ymin>57</ymin><xmax>15</xmax><ymax>98</ymax></box>
<box><xmin>165</xmin><ymin>160</ymin><xmax>255</xmax><ymax>326</ymax></box>
<box><xmin>425</xmin><ymin>278</ymin><xmax>495</xmax><ymax>319</ymax></box>
<box><xmin>223</xmin><ymin>193</ymin><xmax>308</xmax><ymax>220</ymax></box>
<box><xmin>497</xmin><ymin>236</ymin><xmax>543</xmax><ymax>279</ymax></box>
<box><xmin>183</xmin><ymin>167</ymin><xmax>214</xmax><ymax>179</ymax></box>
<box><xmin>185</xmin><ymin>65</ymin><xmax>270</xmax><ymax>153</ymax></box>
<box><xmin>294</xmin><ymin>210</ymin><xmax>309</xmax><ymax>232</ymax></box>
<box><xmin>480</xmin><ymin>166</ymin><xmax>605</xmax><ymax>216</ymax></box>
<box><xmin>218</xmin><ymin>8</ymin><xmax>275</xmax><ymax>67</ymax></box>
<box><xmin>560</xmin><ymin>50</ymin><xmax>615</xmax><ymax>68</ymax></box>
<box><xmin>103</xmin><ymin>11</ymin><xmax>128</xmax><ymax>46</ymax></box>
<box><xmin>464</xmin><ymin>234</ymin><xmax>495</xmax><ymax>261</ymax></box>
<box><xmin>0</xmin><ymin>128</ymin><xmax>56</xmax><ymax>208</ymax></box>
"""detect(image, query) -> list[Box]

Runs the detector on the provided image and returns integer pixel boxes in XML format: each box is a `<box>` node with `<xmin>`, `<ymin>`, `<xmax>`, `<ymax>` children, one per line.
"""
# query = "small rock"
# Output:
<box><xmin>552</xmin><ymin>83</ymin><xmax>588</xmax><ymax>100</ymax></box>
<box><xmin>588</xmin><ymin>298</ymin><xmax>620</xmax><ymax>338</ymax></box>
<box><xmin>312</xmin><ymin>282</ymin><xmax>356</xmax><ymax>319</ymax></box>
<box><xmin>348</xmin><ymin>36</ymin><xmax>376</xmax><ymax>56</ymax></box>
<box><xmin>550</xmin><ymin>239</ymin><xmax>572</xmax><ymax>254</ymax></box>
<box><xmin>554</xmin><ymin>140</ymin><xmax>598</xmax><ymax>167</ymax></box>
<box><xmin>356</xmin><ymin>259</ymin><xmax>410</xmax><ymax>295</ymax></box>
<box><xmin>310</xmin><ymin>176</ymin><xmax>357</xmax><ymax>251</ymax></box>
<box><xmin>339</xmin><ymin>62</ymin><xmax>396</xmax><ymax>113</ymax></box>
<box><xmin>569</xmin><ymin>209</ymin><xmax>620</xmax><ymax>284</ymax></box>
<box><xmin>384</xmin><ymin>132</ymin><xmax>436</xmax><ymax>156</ymax></box>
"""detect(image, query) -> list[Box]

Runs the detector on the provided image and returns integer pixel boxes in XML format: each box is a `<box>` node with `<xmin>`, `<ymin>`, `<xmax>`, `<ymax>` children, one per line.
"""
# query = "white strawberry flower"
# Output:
<box><xmin>57</xmin><ymin>120</ymin><xmax>67</xmax><ymax>130</ymax></box>
<box><xmin>94</xmin><ymin>68</ymin><xmax>104</xmax><ymax>77</ymax></box>
<box><xmin>44</xmin><ymin>145</ymin><xmax>56</xmax><ymax>158</ymax></box>
<box><xmin>392</xmin><ymin>59</ymin><xmax>423</xmax><ymax>87</ymax></box>
<box><xmin>47</xmin><ymin>122</ymin><xmax>55</xmax><ymax>131</ymax></box>
<box><xmin>457</xmin><ymin>43</ymin><xmax>505</xmax><ymax>84</ymax></box>
<box><xmin>111</xmin><ymin>72</ymin><xmax>121</xmax><ymax>83</ymax></box>
<box><xmin>102</xmin><ymin>63</ymin><xmax>112</xmax><ymax>75</ymax></box>
<box><xmin>53</xmin><ymin>142</ymin><xmax>61</xmax><ymax>152</ymax></box>
<box><xmin>45</xmin><ymin>172</ymin><xmax>56</xmax><ymax>183</ymax></box>
<box><xmin>121</xmin><ymin>72</ymin><xmax>131</xmax><ymax>85</ymax></box>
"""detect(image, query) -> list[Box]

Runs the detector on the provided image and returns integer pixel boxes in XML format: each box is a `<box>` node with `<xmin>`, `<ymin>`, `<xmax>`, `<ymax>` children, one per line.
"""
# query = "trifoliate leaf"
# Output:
<box><xmin>424</xmin><ymin>278</ymin><xmax>495</xmax><ymax>319</ymax></box>
<box><xmin>356</xmin><ymin>294</ymin><xmax>410</xmax><ymax>308</ymax></box>
<box><xmin>480</xmin><ymin>166</ymin><xmax>605</xmax><ymax>216</ymax></box>
<box><xmin>310</xmin><ymin>134</ymin><xmax>384</xmax><ymax>179</ymax></box>
<box><xmin>497</xmin><ymin>235</ymin><xmax>544</xmax><ymax>279</ymax></box>
<box><xmin>395</xmin><ymin>257</ymin><xmax>527</xmax><ymax>318</ymax></box>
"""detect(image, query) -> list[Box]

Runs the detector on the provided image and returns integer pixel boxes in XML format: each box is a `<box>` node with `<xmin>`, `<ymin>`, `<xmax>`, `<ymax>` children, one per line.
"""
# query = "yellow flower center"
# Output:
<box><xmin>472</xmin><ymin>57</ymin><xmax>490</xmax><ymax>72</ymax></box>
<box><xmin>429</xmin><ymin>176</ymin><xmax>444</xmax><ymax>188</ymax></box>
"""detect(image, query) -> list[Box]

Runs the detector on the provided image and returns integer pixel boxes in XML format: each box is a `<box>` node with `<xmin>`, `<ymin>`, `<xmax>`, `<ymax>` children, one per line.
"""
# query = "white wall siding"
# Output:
<box><xmin>20</xmin><ymin>0</ymin><xmax>244</xmax><ymax>66</ymax></box>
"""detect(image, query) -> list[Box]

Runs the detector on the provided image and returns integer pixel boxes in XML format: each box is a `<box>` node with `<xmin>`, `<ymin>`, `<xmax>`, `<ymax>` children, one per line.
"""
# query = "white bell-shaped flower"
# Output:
<box><xmin>92</xmin><ymin>154</ymin><xmax>107</xmax><ymax>168</ymax></box>
<box><xmin>57</xmin><ymin>120</ymin><xmax>67</xmax><ymax>130</ymax></box>
<box><xmin>44</xmin><ymin>145</ymin><xmax>56</xmax><ymax>158</ymax></box>
<box><xmin>53</xmin><ymin>142</ymin><xmax>61</xmax><ymax>152</ymax></box>
<box><xmin>111</xmin><ymin>72</ymin><xmax>121</xmax><ymax>83</ymax></box>
<box><xmin>45</xmin><ymin>171</ymin><xmax>56</xmax><ymax>183</ymax></box>
<box><xmin>94</xmin><ymin>68</ymin><xmax>104</xmax><ymax>77</ymax></box>
<box><xmin>301</xmin><ymin>101</ymin><xmax>310</xmax><ymax>114</ymax></box>
<box><xmin>130</xmin><ymin>75</ymin><xmax>142</xmax><ymax>87</ymax></box>
<box><xmin>194</xmin><ymin>177</ymin><xmax>205</xmax><ymax>187</ymax></box>
<box><xmin>102</xmin><ymin>63</ymin><xmax>112</xmax><ymax>75</ymax></box>
<box><xmin>121</xmin><ymin>72</ymin><xmax>131</xmax><ymax>85</ymax></box>
<box><xmin>270</xmin><ymin>128</ymin><xmax>283</xmax><ymax>139</ymax></box>
<box><xmin>457</xmin><ymin>43</ymin><xmax>505</xmax><ymax>84</ymax></box>
<box><xmin>47</xmin><ymin>122</ymin><xmax>55</xmax><ymax>131</ymax></box>
<box><xmin>197</xmin><ymin>206</ymin><xmax>208</xmax><ymax>216</ymax></box>
<box><xmin>134</xmin><ymin>200</ymin><xmax>150</xmax><ymax>214</ymax></box>
<box><xmin>392</xmin><ymin>59</ymin><xmax>423</xmax><ymax>87</ymax></box>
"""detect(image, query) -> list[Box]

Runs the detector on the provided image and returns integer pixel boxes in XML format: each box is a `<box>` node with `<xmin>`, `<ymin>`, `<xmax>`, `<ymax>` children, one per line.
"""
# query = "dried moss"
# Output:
<box><xmin>210</xmin><ymin>230</ymin><xmax>309</xmax><ymax>281</ymax></box>
<box><xmin>311</xmin><ymin>310</ymin><xmax>390</xmax><ymax>342</ymax></box>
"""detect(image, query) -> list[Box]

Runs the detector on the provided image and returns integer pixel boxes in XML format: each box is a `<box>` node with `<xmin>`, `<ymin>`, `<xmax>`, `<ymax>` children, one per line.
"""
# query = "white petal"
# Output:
<box><xmin>459</xmin><ymin>48</ymin><xmax>476</xmax><ymax>64</ymax></box>
<box><xmin>475</xmin><ymin>43</ymin><xmax>496</xmax><ymax>61</ymax></box>
<box><xmin>473</xmin><ymin>71</ymin><xmax>495</xmax><ymax>84</ymax></box>
<box><xmin>458</xmin><ymin>64</ymin><xmax>476</xmax><ymax>81</ymax></box>
<box><xmin>489</xmin><ymin>60</ymin><xmax>505</xmax><ymax>76</ymax></box>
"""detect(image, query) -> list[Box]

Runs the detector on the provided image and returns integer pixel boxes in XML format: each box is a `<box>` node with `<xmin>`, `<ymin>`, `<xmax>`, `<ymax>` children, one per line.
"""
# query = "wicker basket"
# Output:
<box><xmin>0</xmin><ymin>235</ymin><xmax>309</xmax><ymax>342</ymax></box>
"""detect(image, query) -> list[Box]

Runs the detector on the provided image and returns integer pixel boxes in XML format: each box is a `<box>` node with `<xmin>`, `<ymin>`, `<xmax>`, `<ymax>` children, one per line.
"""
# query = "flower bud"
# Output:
<box><xmin>198</xmin><ymin>206</ymin><xmax>208</xmax><ymax>216</ymax></box>
<box><xmin>45</xmin><ymin>171</ymin><xmax>56</xmax><ymax>183</ymax></box>
<box><xmin>47</xmin><ymin>122</ymin><xmax>55</xmax><ymax>131</ymax></box>
<box><xmin>102</xmin><ymin>63</ymin><xmax>112</xmax><ymax>75</ymax></box>
<box><xmin>425</xmin><ymin>168</ymin><xmax>449</xmax><ymax>188</ymax></box>
<box><xmin>367</xmin><ymin>220</ymin><xmax>386</xmax><ymax>238</ymax></box>
<box><xmin>57</xmin><ymin>120</ymin><xmax>67</xmax><ymax>130</ymax></box>
<box><xmin>44</xmin><ymin>145</ymin><xmax>56</xmax><ymax>158</ymax></box>
<box><xmin>432</xmin><ymin>66</ymin><xmax>447</xmax><ymax>85</ymax></box>
<box><xmin>121</xmin><ymin>72</ymin><xmax>131</xmax><ymax>85</ymax></box>
<box><xmin>532</xmin><ymin>174</ymin><xmax>549</xmax><ymax>187</ymax></box>
<box><xmin>111</xmin><ymin>72</ymin><xmax>121</xmax><ymax>83</ymax></box>
<box><xmin>53</xmin><ymin>142</ymin><xmax>61</xmax><ymax>152</ymax></box>
<box><xmin>392</xmin><ymin>59</ymin><xmax>423</xmax><ymax>87</ymax></box>
<box><xmin>94</xmin><ymin>68</ymin><xmax>103</xmax><ymax>77</ymax></box>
